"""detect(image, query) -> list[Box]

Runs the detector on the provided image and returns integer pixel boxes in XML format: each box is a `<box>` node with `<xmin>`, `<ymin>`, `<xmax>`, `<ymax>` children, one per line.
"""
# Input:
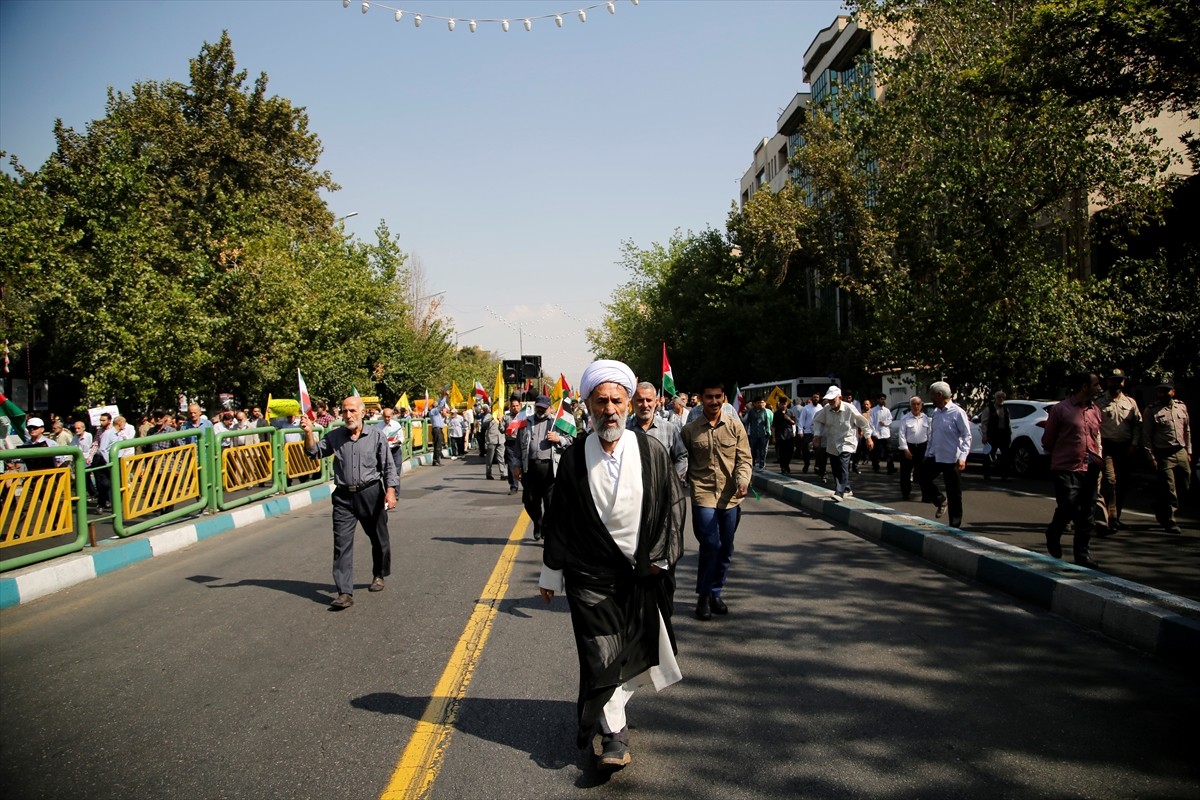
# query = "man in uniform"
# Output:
<box><xmin>1143</xmin><ymin>383</ymin><xmax>1191</xmax><ymax>535</ymax></box>
<box><xmin>539</xmin><ymin>359</ymin><xmax>685</xmax><ymax>770</ymax></box>
<box><xmin>301</xmin><ymin>396</ymin><xmax>399</xmax><ymax>610</ymax></box>
<box><xmin>1095</xmin><ymin>369</ymin><xmax>1141</xmax><ymax>533</ymax></box>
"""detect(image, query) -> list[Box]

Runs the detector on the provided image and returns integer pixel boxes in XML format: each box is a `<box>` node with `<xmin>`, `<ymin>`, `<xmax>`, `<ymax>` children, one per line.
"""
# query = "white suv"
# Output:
<box><xmin>969</xmin><ymin>400</ymin><xmax>1058</xmax><ymax>477</ymax></box>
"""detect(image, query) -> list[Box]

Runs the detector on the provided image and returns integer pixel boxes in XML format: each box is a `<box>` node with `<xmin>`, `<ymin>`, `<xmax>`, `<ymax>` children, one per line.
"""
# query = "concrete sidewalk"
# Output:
<box><xmin>752</xmin><ymin>469</ymin><xmax>1200</xmax><ymax>670</ymax></box>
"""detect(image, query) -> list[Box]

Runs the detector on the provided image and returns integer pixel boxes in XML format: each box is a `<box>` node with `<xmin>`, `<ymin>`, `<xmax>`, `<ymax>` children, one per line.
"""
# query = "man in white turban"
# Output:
<box><xmin>539</xmin><ymin>358</ymin><xmax>686</xmax><ymax>770</ymax></box>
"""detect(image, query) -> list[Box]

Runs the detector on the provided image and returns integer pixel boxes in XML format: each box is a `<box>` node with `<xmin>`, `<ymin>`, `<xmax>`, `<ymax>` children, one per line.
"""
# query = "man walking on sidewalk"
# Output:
<box><xmin>1041</xmin><ymin>373</ymin><xmax>1103</xmax><ymax>568</ymax></box>
<box><xmin>925</xmin><ymin>381</ymin><xmax>972</xmax><ymax>529</ymax></box>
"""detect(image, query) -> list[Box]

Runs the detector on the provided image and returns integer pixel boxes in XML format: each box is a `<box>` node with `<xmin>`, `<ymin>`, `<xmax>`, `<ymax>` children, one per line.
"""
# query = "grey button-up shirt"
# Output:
<box><xmin>308</xmin><ymin>425</ymin><xmax>400</xmax><ymax>488</ymax></box>
<box><xmin>627</xmin><ymin>414</ymin><xmax>689</xmax><ymax>481</ymax></box>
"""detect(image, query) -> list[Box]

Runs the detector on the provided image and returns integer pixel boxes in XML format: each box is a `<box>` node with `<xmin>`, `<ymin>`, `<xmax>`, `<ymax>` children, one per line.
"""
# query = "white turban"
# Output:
<box><xmin>579</xmin><ymin>359</ymin><xmax>637</xmax><ymax>400</ymax></box>
<box><xmin>930</xmin><ymin>381</ymin><xmax>952</xmax><ymax>398</ymax></box>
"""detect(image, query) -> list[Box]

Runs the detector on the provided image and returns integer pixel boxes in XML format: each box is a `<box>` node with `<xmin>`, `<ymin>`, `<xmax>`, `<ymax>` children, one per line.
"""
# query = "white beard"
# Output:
<box><xmin>596</xmin><ymin>413</ymin><xmax>623</xmax><ymax>442</ymax></box>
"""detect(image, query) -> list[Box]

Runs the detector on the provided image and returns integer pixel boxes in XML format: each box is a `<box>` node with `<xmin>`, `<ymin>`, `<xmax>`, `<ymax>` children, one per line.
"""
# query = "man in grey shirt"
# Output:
<box><xmin>301</xmin><ymin>395</ymin><xmax>399</xmax><ymax>610</ymax></box>
<box><xmin>628</xmin><ymin>381</ymin><xmax>689</xmax><ymax>482</ymax></box>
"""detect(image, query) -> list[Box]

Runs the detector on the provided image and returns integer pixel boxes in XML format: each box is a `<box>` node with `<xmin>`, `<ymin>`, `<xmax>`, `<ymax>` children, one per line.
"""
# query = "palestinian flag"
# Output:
<box><xmin>0</xmin><ymin>391</ymin><xmax>26</xmax><ymax>436</ymax></box>
<box><xmin>298</xmin><ymin>370</ymin><xmax>316</xmax><ymax>420</ymax></box>
<box><xmin>553</xmin><ymin>399</ymin><xmax>576</xmax><ymax>436</ymax></box>
<box><xmin>661</xmin><ymin>343</ymin><xmax>676</xmax><ymax>397</ymax></box>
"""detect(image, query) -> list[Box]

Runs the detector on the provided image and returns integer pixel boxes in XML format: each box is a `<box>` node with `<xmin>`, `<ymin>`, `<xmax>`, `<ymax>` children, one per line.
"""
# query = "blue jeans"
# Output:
<box><xmin>693</xmin><ymin>504</ymin><xmax>741</xmax><ymax>596</ymax></box>
<box><xmin>749</xmin><ymin>434</ymin><xmax>767</xmax><ymax>468</ymax></box>
<box><xmin>829</xmin><ymin>450</ymin><xmax>852</xmax><ymax>495</ymax></box>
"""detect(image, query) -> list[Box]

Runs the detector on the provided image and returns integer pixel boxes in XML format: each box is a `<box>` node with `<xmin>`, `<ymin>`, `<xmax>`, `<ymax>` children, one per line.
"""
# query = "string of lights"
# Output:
<box><xmin>342</xmin><ymin>0</ymin><xmax>640</xmax><ymax>32</ymax></box>
<box><xmin>485</xmin><ymin>305</ymin><xmax>591</xmax><ymax>340</ymax></box>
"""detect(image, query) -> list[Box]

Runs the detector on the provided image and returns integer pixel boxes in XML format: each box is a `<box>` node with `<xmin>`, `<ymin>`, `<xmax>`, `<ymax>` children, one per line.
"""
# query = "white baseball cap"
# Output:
<box><xmin>26</xmin><ymin>417</ymin><xmax>45</xmax><ymax>428</ymax></box>
<box><xmin>822</xmin><ymin>386</ymin><xmax>841</xmax><ymax>401</ymax></box>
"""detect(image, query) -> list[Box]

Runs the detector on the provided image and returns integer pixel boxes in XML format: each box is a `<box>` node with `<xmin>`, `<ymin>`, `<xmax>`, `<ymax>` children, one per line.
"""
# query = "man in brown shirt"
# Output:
<box><xmin>1143</xmin><ymin>383</ymin><xmax>1191</xmax><ymax>534</ymax></box>
<box><xmin>681</xmin><ymin>378</ymin><xmax>753</xmax><ymax>621</ymax></box>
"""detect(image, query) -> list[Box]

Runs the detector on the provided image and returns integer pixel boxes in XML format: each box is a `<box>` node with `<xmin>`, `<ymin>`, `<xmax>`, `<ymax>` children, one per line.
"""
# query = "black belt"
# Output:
<box><xmin>340</xmin><ymin>481</ymin><xmax>378</xmax><ymax>493</ymax></box>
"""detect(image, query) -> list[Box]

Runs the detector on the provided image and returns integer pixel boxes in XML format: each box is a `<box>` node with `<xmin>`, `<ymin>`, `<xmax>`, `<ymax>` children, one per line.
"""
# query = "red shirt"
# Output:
<box><xmin>1042</xmin><ymin>395</ymin><xmax>1102</xmax><ymax>472</ymax></box>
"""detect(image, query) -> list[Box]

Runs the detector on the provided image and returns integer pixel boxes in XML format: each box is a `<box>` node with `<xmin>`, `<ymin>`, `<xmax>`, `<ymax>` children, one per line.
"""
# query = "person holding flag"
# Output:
<box><xmin>501</xmin><ymin>395</ymin><xmax>526</xmax><ymax>495</ymax></box>
<box><xmin>517</xmin><ymin>394</ymin><xmax>574</xmax><ymax>540</ymax></box>
<box><xmin>301</xmin><ymin>395</ymin><xmax>399</xmax><ymax>610</ymax></box>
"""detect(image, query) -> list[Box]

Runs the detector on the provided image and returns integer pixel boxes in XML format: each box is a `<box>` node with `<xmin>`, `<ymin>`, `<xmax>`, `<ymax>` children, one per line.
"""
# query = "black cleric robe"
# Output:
<box><xmin>542</xmin><ymin>429</ymin><xmax>686</xmax><ymax>747</ymax></box>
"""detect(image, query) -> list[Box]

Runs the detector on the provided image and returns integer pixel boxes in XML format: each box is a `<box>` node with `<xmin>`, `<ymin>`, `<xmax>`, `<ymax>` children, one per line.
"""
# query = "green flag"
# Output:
<box><xmin>0</xmin><ymin>391</ymin><xmax>27</xmax><ymax>437</ymax></box>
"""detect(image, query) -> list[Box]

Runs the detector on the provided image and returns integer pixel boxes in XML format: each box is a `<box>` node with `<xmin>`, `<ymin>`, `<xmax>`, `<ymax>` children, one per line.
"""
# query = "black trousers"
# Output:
<box><xmin>522</xmin><ymin>459</ymin><xmax>555</xmax><ymax>527</ymax></box>
<box><xmin>431</xmin><ymin>427</ymin><xmax>445</xmax><ymax>464</ymax></box>
<box><xmin>814</xmin><ymin>446</ymin><xmax>828</xmax><ymax>478</ymax></box>
<box><xmin>797</xmin><ymin>433</ymin><xmax>813</xmax><ymax>471</ymax></box>
<box><xmin>1046</xmin><ymin>466</ymin><xmax>1099</xmax><ymax>560</ymax></box>
<box><xmin>925</xmin><ymin>459</ymin><xmax>963</xmax><ymax>526</ymax></box>
<box><xmin>331</xmin><ymin>482</ymin><xmax>391</xmax><ymax>595</ymax></box>
<box><xmin>871</xmin><ymin>437</ymin><xmax>894</xmax><ymax>473</ymax></box>
<box><xmin>776</xmin><ymin>436</ymin><xmax>795</xmax><ymax>472</ymax></box>
<box><xmin>900</xmin><ymin>442</ymin><xmax>929</xmax><ymax>500</ymax></box>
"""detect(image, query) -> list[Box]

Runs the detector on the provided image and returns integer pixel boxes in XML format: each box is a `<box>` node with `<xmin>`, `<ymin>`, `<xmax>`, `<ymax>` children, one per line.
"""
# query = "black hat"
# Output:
<box><xmin>1157</xmin><ymin>382</ymin><xmax>1174</xmax><ymax>391</ymax></box>
<box><xmin>1107</xmin><ymin>368</ymin><xmax>1128</xmax><ymax>381</ymax></box>
<box><xmin>535</xmin><ymin>395</ymin><xmax>552</xmax><ymax>408</ymax></box>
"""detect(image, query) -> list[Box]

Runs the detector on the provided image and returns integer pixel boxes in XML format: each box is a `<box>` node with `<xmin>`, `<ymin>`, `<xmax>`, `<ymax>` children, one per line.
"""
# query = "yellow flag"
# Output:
<box><xmin>397</xmin><ymin>392</ymin><xmax>410</xmax><ymax>411</ymax></box>
<box><xmin>265</xmin><ymin>393</ymin><xmax>273</xmax><ymax>423</ymax></box>
<box><xmin>450</xmin><ymin>380</ymin><xmax>465</xmax><ymax>408</ymax></box>
<box><xmin>766</xmin><ymin>385</ymin><xmax>790</xmax><ymax>408</ymax></box>
<box><xmin>550</xmin><ymin>374</ymin><xmax>565</xmax><ymax>407</ymax></box>
<box><xmin>492</xmin><ymin>362</ymin><xmax>505</xmax><ymax>421</ymax></box>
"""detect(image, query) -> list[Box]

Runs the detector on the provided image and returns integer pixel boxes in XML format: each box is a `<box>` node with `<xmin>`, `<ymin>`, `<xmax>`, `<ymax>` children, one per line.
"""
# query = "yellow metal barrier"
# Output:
<box><xmin>120</xmin><ymin>445</ymin><xmax>201</xmax><ymax>519</ymax></box>
<box><xmin>0</xmin><ymin>467</ymin><xmax>75</xmax><ymax>548</ymax></box>
<box><xmin>411</xmin><ymin>423</ymin><xmax>425</xmax><ymax>448</ymax></box>
<box><xmin>223</xmin><ymin>441</ymin><xmax>274</xmax><ymax>491</ymax></box>
<box><xmin>283</xmin><ymin>441</ymin><xmax>322</xmax><ymax>480</ymax></box>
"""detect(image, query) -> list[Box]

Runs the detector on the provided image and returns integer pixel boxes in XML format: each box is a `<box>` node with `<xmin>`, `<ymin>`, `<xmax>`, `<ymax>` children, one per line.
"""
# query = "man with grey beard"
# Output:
<box><xmin>301</xmin><ymin>395</ymin><xmax>399</xmax><ymax>610</ymax></box>
<box><xmin>540</xmin><ymin>360</ymin><xmax>685</xmax><ymax>771</ymax></box>
<box><xmin>628</xmin><ymin>381</ymin><xmax>689</xmax><ymax>482</ymax></box>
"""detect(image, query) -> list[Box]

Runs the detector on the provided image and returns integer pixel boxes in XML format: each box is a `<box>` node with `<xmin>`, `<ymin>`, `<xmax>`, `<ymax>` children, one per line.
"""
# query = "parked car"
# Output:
<box><xmin>968</xmin><ymin>399</ymin><xmax>1058</xmax><ymax>477</ymax></box>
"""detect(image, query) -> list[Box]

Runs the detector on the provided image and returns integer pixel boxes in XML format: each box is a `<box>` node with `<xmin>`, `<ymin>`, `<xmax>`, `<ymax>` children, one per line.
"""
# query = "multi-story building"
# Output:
<box><xmin>738</xmin><ymin>93</ymin><xmax>810</xmax><ymax>208</ymax></box>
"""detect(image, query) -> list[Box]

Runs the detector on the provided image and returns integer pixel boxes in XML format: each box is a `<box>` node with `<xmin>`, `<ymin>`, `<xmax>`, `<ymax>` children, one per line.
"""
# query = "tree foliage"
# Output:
<box><xmin>0</xmin><ymin>33</ymin><xmax>459</xmax><ymax>414</ymax></box>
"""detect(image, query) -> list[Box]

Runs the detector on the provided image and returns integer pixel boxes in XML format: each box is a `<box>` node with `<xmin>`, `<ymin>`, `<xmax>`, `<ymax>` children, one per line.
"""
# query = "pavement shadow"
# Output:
<box><xmin>189</xmin><ymin>574</ymin><xmax>333</xmax><ymax>605</ymax></box>
<box><xmin>350</xmin><ymin>693</ymin><xmax>581</xmax><ymax>771</ymax></box>
<box><xmin>647</xmin><ymin>519</ymin><xmax>1200</xmax><ymax>798</ymax></box>
<box><xmin>432</xmin><ymin>536</ymin><xmax>513</xmax><ymax>547</ymax></box>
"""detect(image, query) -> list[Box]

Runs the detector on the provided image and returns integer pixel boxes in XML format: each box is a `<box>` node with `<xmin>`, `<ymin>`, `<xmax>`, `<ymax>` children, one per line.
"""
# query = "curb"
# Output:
<box><xmin>753</xmin><ymin>471</ymin><xmax>1200</xmax><ymax>670</ymax></box>
<box><xmin>0</xmin><ymin>452</ymin><xmax>435</xmax><ymax>610</ymax></box>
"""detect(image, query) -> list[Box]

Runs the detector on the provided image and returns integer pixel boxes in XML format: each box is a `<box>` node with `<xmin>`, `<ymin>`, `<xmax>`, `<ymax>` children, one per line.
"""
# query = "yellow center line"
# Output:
<box><xmin>379</xmin><ymin>510</ymin><xmax>531</xmax><ymax>800</ymax></box>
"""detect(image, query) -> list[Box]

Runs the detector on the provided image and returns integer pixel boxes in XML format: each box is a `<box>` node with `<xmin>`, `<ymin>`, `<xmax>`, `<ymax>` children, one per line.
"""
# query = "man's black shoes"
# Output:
<box><xmin>695</xmin><ymin>593</ymin><xmax>712</xmax><ymax>621</ymax></box>
<box><xmin>709</xmin><ymin>594</ymin><xmax>729</xmax><ymax>615</ymax></box>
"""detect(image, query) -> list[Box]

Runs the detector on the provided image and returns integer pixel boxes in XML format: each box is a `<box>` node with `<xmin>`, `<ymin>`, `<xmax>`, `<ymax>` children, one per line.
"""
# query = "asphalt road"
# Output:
<box><xmin>2</xmin><ymin>457</ymin><xmax>1197</xmax><ymax>799</ymax></box>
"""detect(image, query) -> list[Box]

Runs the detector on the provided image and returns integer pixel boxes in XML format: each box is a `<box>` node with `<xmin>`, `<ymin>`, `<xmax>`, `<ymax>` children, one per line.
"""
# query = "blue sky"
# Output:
<box><xmin>1</xmin><ymin>0</ymin><xmax>845</xmax><ymax>386</ymax></box>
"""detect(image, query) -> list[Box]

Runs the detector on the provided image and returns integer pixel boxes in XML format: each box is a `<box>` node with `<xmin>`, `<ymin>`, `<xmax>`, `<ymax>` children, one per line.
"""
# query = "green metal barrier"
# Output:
<box><xmin>0</xmin><ymin>446</ymin><xmax>89</xmax><ymax>571</ymax></box>
<box><xmin>211</xmin><ymin>426</ymin><xmax>281</xmax><ymax>511</ymax></box>
<box><xmin>0</xmin><ymin>414</ymin><xmax>433</xmax><ymax>572</ymax></box>
<box><xmin>111</xmin><ymin>429</ymin><xmax>210</xmax><ymax>538</ymax></box>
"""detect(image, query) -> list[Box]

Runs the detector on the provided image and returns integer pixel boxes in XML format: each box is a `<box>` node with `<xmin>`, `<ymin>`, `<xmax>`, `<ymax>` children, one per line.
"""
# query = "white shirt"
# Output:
<box><xmin>869</xmin><ymin>405</ymin><xmax>894</xmax><ymax>439</ymax></box>
<box><xmin>813</xmin><ymin>402</ymin><xmax>872</xmax><ymax>455</ymax></box>
<box><xmin>928</xmin><ymin>401</ymin><xmax>972</xmax><ymax>463</ymax></box>
<box><xmin>796</xmin><ymin>403</ymin><xmax>818</xmax><ymax>434</ymax></box>
<box><xmin>897</xmin><ymin>411</ymin><xmax>930</xmax><ymax>450</ymax></box>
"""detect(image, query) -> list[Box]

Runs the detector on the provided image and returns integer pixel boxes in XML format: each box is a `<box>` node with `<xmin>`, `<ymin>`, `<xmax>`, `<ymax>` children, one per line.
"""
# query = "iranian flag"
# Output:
<box><xmin>298</xmin><ymin>369</ymin><xmax>316</xmax><ymax>420</ymax></box>
<box><xmin>505</xmin><ymin>407</ymin><xmax>529</xmax><ymax>437</ymax></box>
<box><xmin>552</xmin><ymin>399</ymin><xmax>577</xmax><ymax>436</ymax></box>
<box><xmin>473</xmin><ymin>380</ymin><xmax>489</xmax><ymax>406</ymax></box>
<box><xmin>661</xmin><ymin>343</ymin><xmax>676</xmax><ymax>397</ymax></box>
<box><xmin>732</xmin><ymin>383</ymin><xmax>745</xmax><ymax>415</ymax></box>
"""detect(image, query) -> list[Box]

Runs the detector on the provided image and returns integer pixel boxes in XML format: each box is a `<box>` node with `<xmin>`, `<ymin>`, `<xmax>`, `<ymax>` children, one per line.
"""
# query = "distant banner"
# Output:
<box><xmin>88</xmin><ymin>404</ymin><xmax>120</xmax><ymax>427</ymax></box>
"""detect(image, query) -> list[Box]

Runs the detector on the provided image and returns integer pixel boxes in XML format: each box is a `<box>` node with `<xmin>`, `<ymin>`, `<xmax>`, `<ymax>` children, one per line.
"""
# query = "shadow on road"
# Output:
<box><xmin>350</xmin><ymin>692</ymin><xmax>586</xmax><ymax>773</ymax></box>
<box><xmin>188</xmin><ymin>574</ymin><xmax>334</xmax><ymax>605</ymax></box>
